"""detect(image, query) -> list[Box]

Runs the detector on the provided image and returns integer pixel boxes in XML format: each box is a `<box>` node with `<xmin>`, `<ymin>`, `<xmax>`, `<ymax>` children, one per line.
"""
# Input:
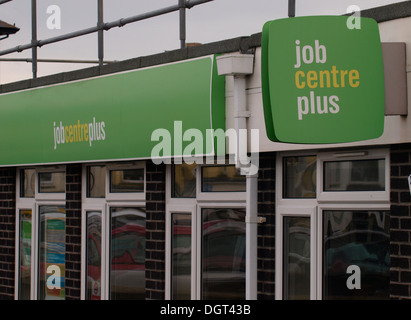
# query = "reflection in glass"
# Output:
<box><xmin>86</xmin><ymin>211</ymin><xmax>102</xmax><ymax>300</ymax></box>
<box><xmin>110</xmin><ymin>207</ymin><xmax>146</xmax><ymax>300</ymax></box>
<box><xmin>38</xmin><ymin>172</ymin><xmax>65</xmax><ymax>193</ymax></box>
<box><xmin>19</xmin><ymin>210</ymin><xmax>32</xmax><ymax>300</ymax></box>
<box><xmin>324</xmin><ymin>159</ymin><xmax>385</xmax><ymax>191</ymax></box>
<box><xmin>172</xmin><ymin>164</ymin><xmax>196</xmax><ymax>198</ymax></box>
<box><xmin>202</xmin><ymin>166</ymin><xmax>246</xmax><ymax>192</ymax></box>
<box><xmin>87</xmin><ymin>166</ymin><xmax>106</xmax><ymax>198</ymax></box>
<box><xmin>110</xmin><ymin>169</ymin><xmax>144</xmax><ymax>193</ymax></box>
<box><xmin>283</xmin><ymin>217</ymin><xmax>310</xmax><ymax>300</ymax></box>
<box><xmin>283</xmin><ymin>156</ymin><xmax>316</xmax><ymax>198</ymax></box>
<box><xmin>20</xmin><ymin>169</ymin><xmax>35</xmax><ymax>198</ymax></box>
<box><xmin>171</xmin><ymin>214</ymin><xmax>191</xmax><ymax>300</ymax></box>
<box><xmin>323</xmin><ymin>211</ymin><xmax>390</xmax><ymax>300</ymax></box>
<box><xmin>38</xmin><ymin>206</ymin><xmax>66</xmax><ymax>300</ymax></box>
<box><xmin>202</xmin><ymin>208</ymin><xmax>246</xmax><ymax>300</ymax></box>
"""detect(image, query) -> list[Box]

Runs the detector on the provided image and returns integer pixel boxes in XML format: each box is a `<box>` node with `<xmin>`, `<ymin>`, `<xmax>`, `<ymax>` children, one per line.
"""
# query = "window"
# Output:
<box><xmin>322</xmin><ymin>210</ymin><xmax>390</xmax><ymax>300</ymax></box>
<box><xmin>283</xmin><ymin>216</ymin><xmax>311</xmax><ymax>300</ymax></box>
<box><xmin>15</xmin><ymin>167</ymin><xmax>66</xmax><ymax>300</ymax></box>
<box><xmin>201</xmin><ymin>208</ymin><xmax>246</xmax><ymax>300</ymax></box>
<box><xmin>171</xmin><ymin>213</ymin><xmax>192</xmax><ymax>300</ymax></box>
<box><xmin>81</xmin><ymin>162</ymin><xmax>146</xmax><ymax>300</ymax></box>
<box><xmin>276</xmin><ymin>149</ymin><xmax>390</xmax><ymax>300</ymax></box>
<box><xmin>166</xmin><ymin>163</ymin><xmax>247</xmax><ymax>300</ymax></box>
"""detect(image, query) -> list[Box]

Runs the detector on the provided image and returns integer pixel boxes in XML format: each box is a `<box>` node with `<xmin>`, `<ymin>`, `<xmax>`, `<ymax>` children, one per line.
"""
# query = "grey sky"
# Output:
<box><xmin>0</xmin><ymin>0</ymin><xmax>405</xmax><ymax>83</ymax></box>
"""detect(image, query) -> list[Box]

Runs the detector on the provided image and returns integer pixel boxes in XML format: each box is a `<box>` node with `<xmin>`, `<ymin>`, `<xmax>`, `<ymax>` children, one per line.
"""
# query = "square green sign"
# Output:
<box><xmin>261</xmin><ymin>16</ymin><xmax>385</xmax><ymax>144</ymax></box>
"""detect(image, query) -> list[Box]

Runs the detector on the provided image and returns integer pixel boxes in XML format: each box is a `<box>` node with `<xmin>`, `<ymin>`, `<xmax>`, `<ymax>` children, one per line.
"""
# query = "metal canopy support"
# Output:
<box><xmin>179</xmin><ymin>0</ymin><xmax>186</xmax><ymax>49</ymax></box>
<box><xmin>288</xmin><ymin>0</ymin><xmax>296</xmax><ymax>17</ymax></box>
<box><xmin>0</xmin><ymin>0</ymin><xmax>214</xmax><ymax>58</ymax></box>
<box><xmin>98</xmin><ymin>0</ymin><xmax>104</xmax><ymax>67</ymax></box>
<box><xmin>31</xmin><ymin>0</ymin><xmax>37</xmax><ymax>78</ymax></box>
<box><xmin>0</xmin><ymin>0</ymin><xmax>214</xmax><ymax>78</ymax></box>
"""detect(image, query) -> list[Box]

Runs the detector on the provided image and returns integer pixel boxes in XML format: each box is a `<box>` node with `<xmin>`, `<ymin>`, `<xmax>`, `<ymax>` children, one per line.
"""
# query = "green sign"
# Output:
<box><xmin>262</xmin><ymin>16</ymin><xmax>385</xmax><ymax>144</ymax></box>
<box><xmin>0</xmin><ymin>56</ymin><xmax>225</xmax><ymax>166</ymax></box>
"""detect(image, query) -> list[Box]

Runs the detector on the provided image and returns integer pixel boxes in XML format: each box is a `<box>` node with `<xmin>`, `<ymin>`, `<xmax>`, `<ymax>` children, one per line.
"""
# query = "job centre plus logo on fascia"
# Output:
<box><xmin>261</xmin><ymin>16</ymin><xmax>385</xmax><ymax>144</ymax></box>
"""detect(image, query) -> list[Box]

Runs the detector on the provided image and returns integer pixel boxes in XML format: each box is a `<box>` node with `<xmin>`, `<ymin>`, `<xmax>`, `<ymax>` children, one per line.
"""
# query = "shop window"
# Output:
<box><xmin>18</xmin><ymin>209</ymin><xmax>32</xmax><ymax>300</ymax></box>
<box><xmin>201</xmin><ymin>166</ymin><xmax>246</xmax><ymax>193</ymax></box>
<box><xmin>276</xmin><ymin>149</ymin><xmax>390</xmax><ymax>300</ymax></box>
<box><xmin>82</xmin><ymin>162</ymin><xmax>146</xmax><ymax>300</ymax></box>
<box><xmin>38</xmin><ymin>172</ymin><xmax>65</xmax><ymax>193</ymax></box>
<box><xmin>110</xmin><ymin>207</ymin><xmax>146</xmax><ymax>300</ymax></box>
<box><xmin>38</xmin><ymin>205</ymin><xmax>66</xmax><ymax>300</ymax></box>
<box><xmin>87</xmin><ymin>166</ymin><xmax>106</xmax><ymax>198</ymax></box>
<box><xmin>171</xmin><ymin>163</ymin><xmax>196</xmax><ymax>198</ymax></box>
<box><xmin>283</xmin><ymin>216</ymin><xmax>311</xmax><ymax>300</ymax></box>
<box><xmin>15</xmin><ymin>167</ymin><xmax>66</xmax><ymax>300</ymax></box>
<box><xmin>110</xmin><ymin>169</ymin><xmax>144</xmax><ymax>193</ymax></box>
<box><xmin>20</xmin><ymin>169</ymin><xmax>35</xmax><ymax>198</ymax></box>
<box><xmin>201</xmin><ymin>208</ymin><xmax>246</xmax><ymax>300</ymax></box>
<box><xmin>85</xmin><ymin>211</ymin><xmax>102</xmax><ymax>300</ymax></box>
<box><xmin>323</xmin><ymin>159</ymin><xmax>385</xmax><ymax>191</ymax></box>
<box><xmin>166</xmin><ymin>163</ymin><xmax>247</xmax><ymax>300</ymax></box>
<box><xmin>171</xmin><ymin>213</ymin><xmax>192</xmax><ymax>300</ymax></box>
<box><xmin>322</xmin><ymin>210</ymin><xmax>390</xmax><ymax>300</ymax></box>
<box><xmin>283</xmin><ymin>156</ymin><xmax>317</xmax><ymax>199</ymax></box>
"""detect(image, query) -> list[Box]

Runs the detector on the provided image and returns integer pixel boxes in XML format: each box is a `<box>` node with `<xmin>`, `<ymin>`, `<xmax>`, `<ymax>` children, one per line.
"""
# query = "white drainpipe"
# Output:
<box><xmin>216</xmin><ymin>53</ymin><xmax>261</xmax><ymax>300</ymax></box>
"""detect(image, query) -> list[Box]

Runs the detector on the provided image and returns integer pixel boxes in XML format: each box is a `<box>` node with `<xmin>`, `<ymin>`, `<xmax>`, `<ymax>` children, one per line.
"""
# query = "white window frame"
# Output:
<box><xmin>196</xmin><ymin>164</ymin><xmax>247</xmax><ymax>202</ymax></box>
<box><xmin>105</xmin><ymin>162</ymin><xmax>146</xmax><ymax>202</ymax></box>
<box><xmin>317</xmin><ymin>149</ymin><xmax>390</xmax><ymax>204</ymax></box>
<box><xmin>81</xmin><ymin>162</ymin><xmax>146</xmax><ymax>300</ymax></box>
<box><xmin>165</xmin><ymin>203</ymin><xmax>197</xmax><ymax>300</ymax></box>
<box><xmin>15</xmin><ymin>166</ymin><xmax>66</xmax><ymax>300</ymax></box>
<box><xmin>276</xmin><ymin>148</ymin><xmax>390</xmax><ymax>300</ymax></box>
<box><xmin>275</xmin><ymin>205</ymin><xmax>317</xmax><ymax>300</ymax></box>
<box><xmin>165</xmin><ymin>163</ymin><xmax>247</xmax><ymax>300</ymax></box>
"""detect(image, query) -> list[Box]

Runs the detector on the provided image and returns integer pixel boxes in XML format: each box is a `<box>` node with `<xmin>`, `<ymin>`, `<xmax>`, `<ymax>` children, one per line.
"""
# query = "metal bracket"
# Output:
<box><xmin>245</xmin><ymin>216</ymin><xmax>266</xmax><ymax>224</ymax></box>
<box><xmin>234</xmin><ymin>111</ymin><xmax>251</xmax><ymax>118</ymax></box>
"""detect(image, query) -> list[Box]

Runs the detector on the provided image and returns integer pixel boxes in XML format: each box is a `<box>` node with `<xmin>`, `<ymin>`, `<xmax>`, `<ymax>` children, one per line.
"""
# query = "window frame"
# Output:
<box><xmin>317</xmin><ymin>149</ymin><xmax>390</xmax><ymax>204</ymax></box>
<box><xmin>105</xmin><ymin>162</ymin><xmax>146</xmax><ymax>202</ymax></box>
<box><xmin>276</xmin><ymin>148</ymin><xmax>391</xmax><ymax>300</ymax></box>
<box><xmin>81</xmin><ymin>162</ymin><xmax>146</xmax><ymax>300</ymax></box>
<box><xmin>165</xmin><ymin>163</ymin><xmax>247</xmax><ymax>300</ymax></box>
<box><xmin>275</xmin><ymin>205</ymin><xmax>317</xmax><ymax>300</ymax></box>
<box><xmin>15</xmin><ymin>166</ymin><xmax>66</xmax><ymax>300</ymax></box>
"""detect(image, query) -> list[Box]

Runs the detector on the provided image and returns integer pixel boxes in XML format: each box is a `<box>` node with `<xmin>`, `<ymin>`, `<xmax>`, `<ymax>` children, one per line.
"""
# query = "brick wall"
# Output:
<box><xmin>0</xmin><ymin>168</ymin><xmax>16</xmax><ymax>300</ymax></box>
<box><xmin>65</xmin><ymin>164</ymin><xmax>82</xmax><ymax>300</ymax></box>
<box><xmin>257</xmin><ymin>152</ymin><xmax>276</xmax><ymax>300</ymax></box>
<box><xmin>145</xmin><ymin>161</ymin><xmax>166</xmax><ymax>300</ymax></box>
<box><xmin>390</xmin><ymin>143</ymin><xmax>411</xmax><ymax>299</ymax></box>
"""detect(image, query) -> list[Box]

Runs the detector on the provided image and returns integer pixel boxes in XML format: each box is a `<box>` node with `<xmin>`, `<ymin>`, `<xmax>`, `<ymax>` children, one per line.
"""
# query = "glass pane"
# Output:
<box><xmin>38</xmin><ymin>206</ymin><xmax>66</xmax><ymax>300</ymax></box>
<box><xmin>20</xmin><ymin>169</ymin><xmax>35</xmax><ymax>198</ymax></box>
<box><xmin>110</xmin><ymin>169</ymin><xmax>144</xmax><ymax>193</ymax></box>
<box><xmin>283</xmin><ymin>217</ymin><xmax>310</xmax><ymax>300</ymax></box>
<box><xmin>110</xmin><ymin>207</ymin><xmax>146</xmax><ymax>300</ymax></box>
<box><xmin>324</xmin><ymin>159</ymin><xmax>385</xmax><ymax>191</ymax></box>
<box><xmin>19</xmin><ymin>209</ymin><xmax>32</xmax><ymax>300</ymax></box>
<box><xmin>87</xmin><ymin>166</ymin><xmax>106</xmax><ymax>198</ymax></box>
<box><xmin>202</xmin><ymin>208</ymin><xmax>246</xmax><ymax>300</ymax></box>
<box><xmin>171</xmin><ymin>213</ymin><xmax>191</xmax><ymax>300</ymax></box>
<box><xmin>323</xmin><ymin>211</ymin><xmax>390</xmax><ymax>300</ymax></box>
<box><xmin>283</xmin><ymin>156</ymin><xmax>317</xmax><ymax>198</ymax></box>
<box><xmin>202</xmin><ymin>166</ymin><xmax>246</xmax><ymax>192</ymax></box>
<box><xmin>38</xmin><ymin>172</ymin><xmax>65</xmax><ymax>193</ymax></box>
<box><xmin>172</xmin><ymin>164</ymin><xmax>196</xmax><ymax>198</ymax></box>
<box><xmin>86</xmin><ymin>211</ymin><xmax>102</xmax><ymax>300</ymax></box>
